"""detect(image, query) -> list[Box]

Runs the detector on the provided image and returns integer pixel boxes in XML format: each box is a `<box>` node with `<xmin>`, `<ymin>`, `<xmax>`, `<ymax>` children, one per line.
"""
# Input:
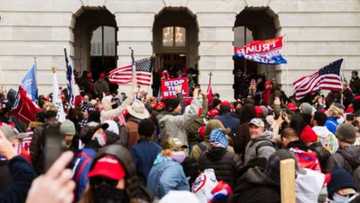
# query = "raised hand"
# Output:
<box><xmin>26</xmin><ymin>151</ymin><xmax>75</xmax><ymax>203</ymax></box>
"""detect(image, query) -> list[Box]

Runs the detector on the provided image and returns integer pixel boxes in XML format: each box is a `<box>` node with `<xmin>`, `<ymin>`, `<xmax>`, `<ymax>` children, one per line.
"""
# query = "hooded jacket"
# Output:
<box><xmin>157</xmin><ymin>96</ymin><xmax>203</xmax><ymax>146</ymax></box>
<box><xmin>243</xmin><ymin>133</ymin><xmax>276</xmax><ymax>166</ymax></box>
<box><xmin>147</xmin><ymin>154</ymin><xmax>189</xmax><ymax>198</ymax></box>
<box><xmin>199</xmin><ymin>147</ymin><xmax>238</xmax><ymax>188</ymax></box>
<box><xmin>230</xmin><ymin>167</ymin><xmax>280</xmax><ymax>203</ymax></box>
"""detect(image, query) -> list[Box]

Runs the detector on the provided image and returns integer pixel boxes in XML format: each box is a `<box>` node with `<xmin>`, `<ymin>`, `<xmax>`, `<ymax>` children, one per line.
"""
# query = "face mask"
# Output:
<box><xmin>332</xmin><ymin>193</ymin><xmax>353</xmax><ymax>203</ymax></box>
<box><xmin>92</xmin><ymin>182</ymin><xmax>128</xmax><ymax>203</ymax></box>
<box><xmin>171</xmin><ymin>151</ymin><xmax>186</xmax><ymax>163</ymax></box>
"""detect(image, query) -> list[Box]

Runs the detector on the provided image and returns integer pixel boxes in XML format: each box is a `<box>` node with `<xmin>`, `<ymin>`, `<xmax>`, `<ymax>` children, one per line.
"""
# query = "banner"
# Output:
<box><xmin>161</xmin><ymin>77</ymin><xmax>189</xmax><ymax>98</ymax></box>
<box><xmin>52</xmin><ymin>69</ymin><xmax>66</xmax><ymax>122</ymax></box>
<box><xmin>234</xmin><ymin>36</ymin><xmax>287</xmax><ymax>64</ymax></box>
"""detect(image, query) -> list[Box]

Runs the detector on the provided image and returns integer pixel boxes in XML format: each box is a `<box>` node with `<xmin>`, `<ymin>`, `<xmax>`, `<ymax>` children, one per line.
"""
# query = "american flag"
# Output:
<box><xmin>108</xmin><ymin>58</ymin><xmax>152</xmax><ymax>86</ymax></box>
<box><xmin>293</xmin><ymin>59</ymin><xmax>343</xmax><ymax>100</ymax></box>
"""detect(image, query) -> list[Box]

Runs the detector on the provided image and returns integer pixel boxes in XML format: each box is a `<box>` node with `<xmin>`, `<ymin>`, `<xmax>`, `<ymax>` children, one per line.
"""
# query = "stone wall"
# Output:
<box><xmin>0</xmin><ymin>0</ymin><xmax>359</xmax><ymax>99</ymax></box>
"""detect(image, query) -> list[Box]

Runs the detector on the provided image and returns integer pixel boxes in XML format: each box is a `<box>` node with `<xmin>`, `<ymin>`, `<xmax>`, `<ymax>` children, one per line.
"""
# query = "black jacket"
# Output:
<box><xmin>230</xmin><ymin>167</ymin><xmax>280</xmax><ymax>203</ymax></box>
<box><xmin>199</xmin><ymin>147</ymin><xmax>238</xmax><ymax>188</ymax></box>
<box><xmin>0</xmin><ymin>156</ymin><xmax>36</xmax><ymax>203</ymax></box>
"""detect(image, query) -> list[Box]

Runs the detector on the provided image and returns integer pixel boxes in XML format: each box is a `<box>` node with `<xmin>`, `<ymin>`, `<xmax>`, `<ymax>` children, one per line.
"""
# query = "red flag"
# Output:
<box><xmin>207</xmin><ymin>73</ymin><xmax>214</xmax><ymax>104</ymax></box>
<box><xmin>12</xmin><ymin>86</ymin><xmax>41</xmax><ymax>124</ymax></box>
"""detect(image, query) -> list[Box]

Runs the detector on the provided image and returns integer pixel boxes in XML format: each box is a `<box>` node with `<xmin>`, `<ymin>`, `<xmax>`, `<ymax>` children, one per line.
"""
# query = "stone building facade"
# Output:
<box><xmin>0</xmin><ymin>0</ymin><xmax>359</xmax><ymax>99</ymax></box>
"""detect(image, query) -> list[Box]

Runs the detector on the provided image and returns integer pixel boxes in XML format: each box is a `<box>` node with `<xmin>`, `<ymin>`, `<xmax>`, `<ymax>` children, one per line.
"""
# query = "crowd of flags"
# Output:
<box><xmin>8</xmin><ymin>38</ymin><xmax>345</xmax><ymax>123</ymax></box>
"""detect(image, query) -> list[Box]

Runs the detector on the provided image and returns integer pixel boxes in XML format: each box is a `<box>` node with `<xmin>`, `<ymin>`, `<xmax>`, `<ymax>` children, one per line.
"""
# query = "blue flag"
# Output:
<box><xmin>21</xmin><ymin>64</ymin><xmax>38</xmax><ymax>102</ymax></box>
<box><xmin>64</xmin><ymin>48</ymin><xmax>74</xmax><ymax>106</ymax></box>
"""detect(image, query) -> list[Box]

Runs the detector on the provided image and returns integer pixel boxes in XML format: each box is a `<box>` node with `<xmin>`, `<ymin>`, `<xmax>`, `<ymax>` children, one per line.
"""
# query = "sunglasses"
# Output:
<box><xmin>90</xmin><ymin>177</ymin><xmax>118</xmax><ymax>188</ymax></box>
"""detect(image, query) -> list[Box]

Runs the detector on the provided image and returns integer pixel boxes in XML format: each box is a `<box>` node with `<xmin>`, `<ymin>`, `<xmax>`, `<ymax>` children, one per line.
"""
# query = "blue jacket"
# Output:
<box><xmin>130</xmin><ymin>139</ymin><xmax>161</xmax><ymax>183</ymax></box>
<box><xmin>325</xmin><ymin>117</ymin><xmax>339</xmax><ymax>134</ymax></box>
<box><xmin>216</xmin><ymin>113</ymin><xmax>240</xmax><ymax>135</ymax></box>
<box><xmin>72</xmin><ymin>148</ymin><xmax>97</xmax><ymax>202</ymax></box>
<box><xmin>0</xmin><ymin>156</ymin><xmax>36</xmax><ymax>203</ymax></box>
<box><xmin>147</xmin><ymin>155</ymin><xmax>189</xmax><ymax>198</ymax></box>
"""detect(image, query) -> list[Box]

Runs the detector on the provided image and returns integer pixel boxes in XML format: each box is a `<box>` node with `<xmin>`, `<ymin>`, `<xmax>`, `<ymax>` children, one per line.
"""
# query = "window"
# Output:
<box><xmin>91</xmin><ymin>26</ymin><xmax>116</xmax><ymax>56</ymax></box>
<box><xmin>162</xmin><ymin>26</ymin><xmax>186</xmax><ymax>47</ymax></box>
<box><xmin>234</xmin><ymin>26</ymin><xmax>253</xmax><ymax>47</ymax></box>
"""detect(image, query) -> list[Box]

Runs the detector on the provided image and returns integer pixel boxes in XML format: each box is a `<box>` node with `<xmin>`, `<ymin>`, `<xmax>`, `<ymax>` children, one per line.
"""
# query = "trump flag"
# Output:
<box><xmin>234</xmin><ymin>36</ymin><xmax>287</xmax><ymax>65</ymax></box>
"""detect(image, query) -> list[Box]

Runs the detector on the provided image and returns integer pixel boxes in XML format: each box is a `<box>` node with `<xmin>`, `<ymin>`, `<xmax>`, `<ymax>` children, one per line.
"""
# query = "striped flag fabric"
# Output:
<box><xmin>64</xmin><ymin>48</ymin><xmax>74</xmax><ymax>106</ymax></box>
<box><xmin>293</xmin><ymin>59</ymin><xmax>343</xmax><ymax>100</ymax></box>
<box><xmin>108</xmin><ymin>58</ymin><xmax>152</xmax><ymax>86</ymax></box>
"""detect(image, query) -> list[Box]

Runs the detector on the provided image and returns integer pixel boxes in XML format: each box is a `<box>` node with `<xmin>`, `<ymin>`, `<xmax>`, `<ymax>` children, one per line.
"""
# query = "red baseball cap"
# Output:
<box><xmin>221</xmin><ymin>100</ymin><xmax>231</xmax><ymax>108</ymax></box>
<box><xmin>255</xmin><ymin>106</ymin><xmax>263</xmax><ymax>118</ymax></box>
<box><xmin>88</xmin><ymin>155</ymin><xmax>125</xmax><ymax>180</ymax></box>
<box><xmin>287</xmin><ymin>102</ymin><xmax>297</xmax><ymax>112</ymax></box>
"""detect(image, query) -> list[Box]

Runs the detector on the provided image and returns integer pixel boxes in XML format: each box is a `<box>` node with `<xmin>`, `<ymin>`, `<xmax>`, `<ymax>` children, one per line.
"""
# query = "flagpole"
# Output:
<box><xmin>33</xmin><ymin>56</ymin><xmax>38</xmax><ymax>101</ymax></box>
<box><xmin>129</xmin><ymin>47</ymin><xmax>137</xmax><ymax>98</ymax></box>
<box><xmin>208</xmin><ymin>72</ymin><xmax>212</xmax><ymax>90</ymax></box>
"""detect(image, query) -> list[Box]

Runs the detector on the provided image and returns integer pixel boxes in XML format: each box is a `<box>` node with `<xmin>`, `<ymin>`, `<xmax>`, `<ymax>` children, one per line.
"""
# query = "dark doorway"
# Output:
<box><xmin>152</xmin><ymin>7</ymin><xmax>199</xmax><ymax>96</ymax></box>
<box><xmin>73</xmin><ymin>7</ymin><xmax>118</xmax><ymax>93</ymax></box>
<box><xmin>233</xmin><ymin>7</ymin><xmax>280</xmax><ymax>99</ymax></box>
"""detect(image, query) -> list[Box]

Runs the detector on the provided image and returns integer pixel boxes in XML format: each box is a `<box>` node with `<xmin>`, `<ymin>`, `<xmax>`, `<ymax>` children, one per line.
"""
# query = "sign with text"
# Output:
<box><xmin>161</xmin><ymin>77</ymin><xmax>189</xmax><ymax>98</ymax></box>
<box><xmin>234</xmin><ymin>36</ymin><xmax>287</xmax><ymax>64</ymax></box>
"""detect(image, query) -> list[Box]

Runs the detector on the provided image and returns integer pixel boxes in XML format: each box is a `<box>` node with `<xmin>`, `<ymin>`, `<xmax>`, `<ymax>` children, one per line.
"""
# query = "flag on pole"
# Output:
<box><xmin>234</xmin><ymin>36</ymin><xmax>287</xmax><ymax>64</ymax></box>
<box><xmin>11</xmin><ymin>86</ymin><xmax>41</xmax><ymax>124</ymax></box>
<box><xmin>293</xmin><ymin>59</ymin><xmax>343</xmax><ymax>100</ymax></box>
<box><xmin>207</xmin><ymin>72</ymin><xmax>214</xmax><ymax>104</ymax></box>
<box><xmin>21</xmin><ymin>64</ymin><xmax>38</xmax><ymax>102</ymax></box>
<box><xmin>108</xmin><ymin>58</ymin><xmax>152</xmax><ymax>86</ymax></box>
<box><xmin>52</xmin><ymin>68</ymin><xmax>66</xmax><ymax>122</ymax></box>
<box><xmin>64</xmin><ymin>48</ymin><xmax>75</xmax><ymax>106</ymax></box>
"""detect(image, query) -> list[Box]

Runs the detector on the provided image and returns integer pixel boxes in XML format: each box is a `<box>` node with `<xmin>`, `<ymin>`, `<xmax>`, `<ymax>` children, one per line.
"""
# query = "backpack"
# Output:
<box><xmin>242</xmin><ymin>138</ymin><xmax>276</xmax><ymax>172</ymax></box>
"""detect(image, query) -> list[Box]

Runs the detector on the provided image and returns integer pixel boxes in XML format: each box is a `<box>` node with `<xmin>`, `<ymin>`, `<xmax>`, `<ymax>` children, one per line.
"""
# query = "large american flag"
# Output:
<box><xmin>293</xmin><ymin>59</ymin><xmax>343</xmax><ymax>100</ymax></box>
<box><xmin>108</xmin><ymin>58</ymin><xmax>152</xmax><ymax>86</ymax></box>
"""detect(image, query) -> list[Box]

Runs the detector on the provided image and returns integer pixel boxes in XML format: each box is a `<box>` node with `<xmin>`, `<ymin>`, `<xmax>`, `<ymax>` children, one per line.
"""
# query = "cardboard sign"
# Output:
<box><xmin>161</xmin><ymin>77</ymin><xmax>189</xmax><ymax>98</ymax></box>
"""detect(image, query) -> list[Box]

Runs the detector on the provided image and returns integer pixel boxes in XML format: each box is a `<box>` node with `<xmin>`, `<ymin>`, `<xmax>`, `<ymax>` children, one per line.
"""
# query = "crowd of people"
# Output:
<box><xmin>1</xmin><ymin>70</ymin><xmax>360</xmax><ymax>203</ymax></box>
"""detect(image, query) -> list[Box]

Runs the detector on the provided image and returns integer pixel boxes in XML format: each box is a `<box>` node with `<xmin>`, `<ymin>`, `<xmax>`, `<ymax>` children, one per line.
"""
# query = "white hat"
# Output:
<box><xmin>102</xmin><ymin>120</ymin><xmax>119</xmax><ymax>135</ymax></box>
<box><xmin>126</xmin><ymin>100</ymin><xmax>150</xmax><ymax>120</ymax></box>
<box><xmin>249</xmin><ymin>118</ymin><xmax>265</xmax><ymax>128</ymax></box>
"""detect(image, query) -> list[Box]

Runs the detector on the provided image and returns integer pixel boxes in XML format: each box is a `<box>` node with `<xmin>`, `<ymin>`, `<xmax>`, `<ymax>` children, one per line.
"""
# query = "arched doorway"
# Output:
<box><xmin>233</xmin><ymin>7</ymin><xmax>280</xmax><ymax>99</ymax></box>
<box><xmin>152</xmin><ymin>7</ymin><xmax>199</xmax><ymax>96</ymax></box>
<box><xmin>73</xmin><ymin>7</ymin><xmax>118</xmax><ymax>93</ymax></box>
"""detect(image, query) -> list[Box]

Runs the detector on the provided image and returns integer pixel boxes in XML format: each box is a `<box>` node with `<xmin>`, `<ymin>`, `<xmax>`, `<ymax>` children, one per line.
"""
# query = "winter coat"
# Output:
<box><xmin>126</xmin><ymin>117</ymin><xmax>141</xmax><ymax>149</ymax></box>
<box><xmin>243</xmin><ymin>135</ymin><xmax>276</xmax><ymax>166</ymax></box>
<box><xmin>147</xmin><ymin>155</ymin><xmax>190</xmax><ymax>198</ymax></box>
<box><xmin>350</xmin><ymin>77</ymin><xmax>360</xmax><ymax>95</ymax></box>
<box><xmin>157</xmin><ymin>97</ymin><xmax>203</xmax><ymax>146</ymax></box>
<box><xmin>199</xmin><ymin>147</ymin><xmax>238</xmax><ymax>188</ymax></box>
<box><xmin>327</xmin><ymin>146</ymin><xmax>360</xmax><ymax>190</ymax></box>
<box><xmin>0</xmin><ymin>156</ymin><xmax>36</xmax><ymax>203</ymax></box>
<box><xmin>130</xmin><ymin>139</ymin><xmax>161</xmax><ymax>184</ymax></box>
<box><xmin>215</xmin><ymin>113</ymin><xmax>240</xmax><ymax>136</ymax></box>
<box><xmin>230</xmin><ymin>167</ymin><xmax>280</xmax><ymax>203</ymax></box>
<box><xmin>308</xmin><ymin>142</ymin><xmax>331</xmax><ymax>172</ymax></box>
<box><xmin>30</xmin><ymin>122</ymin><xmax>61</xmax><ymax>174</ymax></box>
<box><xmin>93</xmin><ymin>79</ymin><xmax>109</xmax><ymax>98</ymax></box>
